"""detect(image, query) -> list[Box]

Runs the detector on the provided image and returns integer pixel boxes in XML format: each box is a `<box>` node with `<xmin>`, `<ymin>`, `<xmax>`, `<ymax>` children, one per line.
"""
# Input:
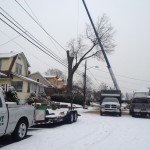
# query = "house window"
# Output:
<box><xmin>37</xmin><ymin>79</ymin><xmax>39</xmax><ymax>82</ymax></box>
<box><xmin>11</xmin><ymin>81</ymin><xmax>23</xmax><ymax>92</ymax></box>
<box><xmin>15</xmin><ymin>63</ymin><xmax>22</xmax><ymax>75</ymax></box>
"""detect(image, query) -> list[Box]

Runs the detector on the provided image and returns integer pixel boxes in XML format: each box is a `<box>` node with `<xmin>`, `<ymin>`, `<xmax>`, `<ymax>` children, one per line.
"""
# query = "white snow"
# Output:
<box><xmin>1</xmin><ymin>106</ymin><xmax>150</xmax><ymax>150</ymax></box>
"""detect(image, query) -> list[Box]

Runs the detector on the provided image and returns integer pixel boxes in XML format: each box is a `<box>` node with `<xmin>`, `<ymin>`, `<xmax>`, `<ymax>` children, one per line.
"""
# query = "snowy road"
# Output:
<box><xmin>1</xmin><ymin>107</ymin><xmax>150</xmax><ymax>150</ymax></box>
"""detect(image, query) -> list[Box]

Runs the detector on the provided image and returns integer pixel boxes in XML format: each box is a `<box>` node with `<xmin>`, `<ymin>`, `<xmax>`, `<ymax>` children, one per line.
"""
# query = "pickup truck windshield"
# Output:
<box><xmin>132</xmin><ymin>98</ymin><xmax>150</xmax><ymax>103</ymax></box>
<box><xmin>103</xmin><ymin>98</ymin><xmax>119</xmax><ymax>103</ymax></box>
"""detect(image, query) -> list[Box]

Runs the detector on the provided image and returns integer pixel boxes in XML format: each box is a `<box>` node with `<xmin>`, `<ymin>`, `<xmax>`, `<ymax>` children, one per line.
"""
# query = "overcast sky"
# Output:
<box><xmin>0</xmin><ymin>0</ymin><xmax>150</xmax><ymax>93</ymax></box>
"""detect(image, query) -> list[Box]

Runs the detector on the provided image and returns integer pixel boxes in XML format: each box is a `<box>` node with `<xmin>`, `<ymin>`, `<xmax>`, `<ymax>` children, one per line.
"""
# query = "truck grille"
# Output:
<box><xmin>104</xmin><ymin>105</ymin><xmax>117</xmax><ymax>109</ymax></box>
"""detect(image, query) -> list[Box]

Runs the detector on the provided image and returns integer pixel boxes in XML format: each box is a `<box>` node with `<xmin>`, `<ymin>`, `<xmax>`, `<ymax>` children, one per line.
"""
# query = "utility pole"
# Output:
<box><xmin>83</xmin><ymin>60</ymin><xmax>87</xmax><ymax>108</ymax></box>
<box><xmin>82</xmin><ymin>0</ymin><xmax>120</xmax><ymax>90</ymax></box>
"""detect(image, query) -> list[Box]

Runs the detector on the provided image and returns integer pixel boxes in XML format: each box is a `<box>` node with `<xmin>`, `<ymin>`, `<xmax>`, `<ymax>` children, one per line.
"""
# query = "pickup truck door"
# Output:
<box><xmin>0</xmin><ymin>93</ymin><xmax>8</xmax><ymax>136</ymax></box>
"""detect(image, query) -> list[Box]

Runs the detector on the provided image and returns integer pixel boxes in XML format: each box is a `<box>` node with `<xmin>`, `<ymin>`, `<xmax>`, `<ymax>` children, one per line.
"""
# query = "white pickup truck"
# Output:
<box><xmin>0</xmin><ymin>87</ymin><xmax>34</xmax><ymax>141</ymax></box>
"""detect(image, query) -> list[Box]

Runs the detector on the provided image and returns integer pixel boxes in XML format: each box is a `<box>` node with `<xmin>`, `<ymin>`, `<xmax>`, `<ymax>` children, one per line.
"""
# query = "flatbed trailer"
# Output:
<box><xmin>34</xmin><ymin>106</ymin><xmax>79</xmax><ymax>125</ymax></box>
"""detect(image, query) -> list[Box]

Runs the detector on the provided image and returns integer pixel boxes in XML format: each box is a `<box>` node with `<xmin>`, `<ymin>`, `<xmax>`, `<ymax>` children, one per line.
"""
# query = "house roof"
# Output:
<box><xmin>0</xmin><ymin>52</ymin><xmax>30</xmax><ymax>67</ymax></box>
<box><xmin>29</xmin><ymin>72</ymin><xmax>53</xmax><ymax>87</ymax></box>
<box><xmin>0</xmin><ymin>52</ymin><xmax>19</xmax><ymax>58</ymax></box>
<box><xmin>12</xmin><ymin>73</ymin><xmax>47</xmax><ymax>87</ymax></box>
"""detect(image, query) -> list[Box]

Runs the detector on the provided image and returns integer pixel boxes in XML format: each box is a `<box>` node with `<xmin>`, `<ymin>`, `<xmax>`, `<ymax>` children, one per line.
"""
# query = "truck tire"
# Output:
<box><xmin>100</xmin><ymin>111</ymin><xmax>104</xmax><ymax>116</ymax></box>
<box><xmin>132</xmin><ymin>112</ymin><xmax>135</xmax><ymax>117</ymax></box>
<box><xmin>12</xmin><ymin>119</ymin><xmax>28</xmax><ymax>141</ymax></box>
<box><xmin>119</xmin><ymin>111</ymin><xmax>122</xmax><ymax>117</ymax></box>
<box><xmin>73</xmin><ymin>112</ymin><xmax>78</xmax><ymax>122</ymax></box>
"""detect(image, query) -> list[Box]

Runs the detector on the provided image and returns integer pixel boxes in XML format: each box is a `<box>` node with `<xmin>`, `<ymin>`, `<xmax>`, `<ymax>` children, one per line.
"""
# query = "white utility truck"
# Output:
<box><xmin>100</xmin><ymin>90</ymin><xmax>122</xmax><ymax>116</ymax></box>
<box><xmin>0</xmin><ymin>87</ymin><xmax>34</xmax><ymax>141</ymax></box>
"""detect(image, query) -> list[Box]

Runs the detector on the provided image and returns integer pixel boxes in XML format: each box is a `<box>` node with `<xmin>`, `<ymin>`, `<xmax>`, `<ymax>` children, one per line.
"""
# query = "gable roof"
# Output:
<box><xmin>0</xmin><ymin>52</ymin><xmax>19</xmax><ymax>58</ymax></box>
<box><xmin>12</xmin><ymin>72</ymin><xmax>47</xmax><ymax>87</ymax></box>
<box><xmin>0</xmin><ymin>52</ymin><xmax>30</xmax><ymax>67</ymax></box>
<box><xmin>29</xmin><ymin>72</ymin><xmax>52</xmax><ymax>87</ymax></box>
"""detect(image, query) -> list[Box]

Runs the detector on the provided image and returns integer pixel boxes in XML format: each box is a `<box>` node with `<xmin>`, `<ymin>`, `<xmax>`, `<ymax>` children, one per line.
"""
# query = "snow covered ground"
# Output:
<box><xmin>1</xmin><ymin>106</ymin><xmax>150</xmax><ymax>150</ymax></box>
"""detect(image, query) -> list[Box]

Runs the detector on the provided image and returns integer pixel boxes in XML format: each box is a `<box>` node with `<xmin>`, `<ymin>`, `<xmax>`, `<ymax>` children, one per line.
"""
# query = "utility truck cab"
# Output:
<box><xmin>100</xmin><ymin>90</ymin><xmax>122</xmax><ymax>116</ymax></box>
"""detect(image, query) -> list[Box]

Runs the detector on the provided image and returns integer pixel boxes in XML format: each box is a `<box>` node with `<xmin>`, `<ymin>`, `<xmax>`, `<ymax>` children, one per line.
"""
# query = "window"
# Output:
<box><xmin>103</xmin><ymin>97</ymin><xmax>119</xmax><ymax>103</ymax></box>
<box><xmin>15</xmin><ymin>63</ymin><xmax>22</xmax><ymax>75</ymax></box>
<box><xmin>11</xmin><ymin>81</ymin><xmax>23</xmax><ymax>92</ymax></box>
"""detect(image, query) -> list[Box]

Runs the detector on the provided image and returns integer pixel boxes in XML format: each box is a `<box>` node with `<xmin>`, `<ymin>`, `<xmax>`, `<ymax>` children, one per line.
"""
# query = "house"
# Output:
<box><xmin>29</xmin><ymin>72</ymin><xmax>52</xmax><ymax>87</ymax></box>
<box><xmin>44</xmin><ymin>75</ymin><xmax>66</xmax><ymax>95</ymax></box>
<box><xmin>0</xmin><ymin>52</ymin><xmax>47</xmax><ymax>99</ymax></box>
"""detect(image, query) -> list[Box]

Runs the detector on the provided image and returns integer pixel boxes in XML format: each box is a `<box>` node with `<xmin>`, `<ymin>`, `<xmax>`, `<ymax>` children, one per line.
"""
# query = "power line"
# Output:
<box><xmin>23</xmin><ymin>0</ymin><xmax>65</xmax><ymax>58</ymax></box>
<box><xmin>0</xmin><ymin>7</ymin><xmax>66</xmax><ymax>66</ymax></box>
<box><xmin>95</xmin><ymin>68</ymin><xmax>150</xmax><ymax>83</ymax></box>
<box><xmin>14</xmin><ymin>0</ymin><xmax>67</xmax><ymax>52</ymax></box>
<box><xmin>0</xmin><ymin>15</ymin><xmax>67</xmax><ymax>68</ymax></box>
<box><xmin>0</xmin><ymin>33</ymin><xmax>21</xmax><ymax>47</ymax></box>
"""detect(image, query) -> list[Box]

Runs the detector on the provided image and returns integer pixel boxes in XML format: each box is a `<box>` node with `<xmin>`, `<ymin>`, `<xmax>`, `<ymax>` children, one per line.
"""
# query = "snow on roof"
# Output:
<box><xmin>0</xmin><ymin>72</ymin><xmax>7</xmax><ymax>76</ymax></box>
<box><xmin>0</xmin><ymin>52</ymin><xmax>30</xmax><ymax>67</ymax></box>
<box><xmin>12</xmin><ymin>73</ymin><xmax>47</xmax><ymax>87</ymax></box>
<box><xmin>0</xmin><ymin>52</ymin><xmax>19</xmax><ymax>58</ymax></box>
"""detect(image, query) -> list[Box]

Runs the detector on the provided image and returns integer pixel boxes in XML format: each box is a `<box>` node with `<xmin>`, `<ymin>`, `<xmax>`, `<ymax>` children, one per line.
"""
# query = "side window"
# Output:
<box><xmin>0</xmin><ymin>97</ymin><xmax>2</xmax><ymax>107</ymax></box>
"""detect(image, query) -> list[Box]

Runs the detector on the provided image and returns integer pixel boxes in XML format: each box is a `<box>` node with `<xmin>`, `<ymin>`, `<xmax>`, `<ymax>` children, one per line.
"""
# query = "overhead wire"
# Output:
<box><xmin>22</xmin><ymin>0</ymin><xmax>65</xmax><ymax>58</ymax></box>
<box><xmin>0</xmin><ymin>10</ymin><xmax>67</xmax><ymax>67</ymax></box>
<box><xmin>0</xmin><ymin>7</ymin><xmax>66</xmax><ymax>66</ymax></box>
<box><xmin>0</xmin><ymin>14</ymin><xmax>67</xmax><ymax>68</ymax></box>
<box><xmin>14</xmin><ymin>0</ymin><xmax>67</xmax><ymax>52</ymax></box>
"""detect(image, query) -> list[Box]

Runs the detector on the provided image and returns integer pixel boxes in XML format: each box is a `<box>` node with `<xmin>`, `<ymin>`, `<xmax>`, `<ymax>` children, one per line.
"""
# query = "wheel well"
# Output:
<box><xmin>18</xmin><ymin>117</ymin><xmax>29</xmax><ymax>128</ymax></box>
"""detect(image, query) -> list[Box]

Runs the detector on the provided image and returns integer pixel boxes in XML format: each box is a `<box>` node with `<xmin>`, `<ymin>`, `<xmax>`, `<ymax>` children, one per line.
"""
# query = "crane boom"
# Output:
<box><xmin>82</xmin><ymin>0</ymin><xmax>120</xmax><ymax>90</ymax></box>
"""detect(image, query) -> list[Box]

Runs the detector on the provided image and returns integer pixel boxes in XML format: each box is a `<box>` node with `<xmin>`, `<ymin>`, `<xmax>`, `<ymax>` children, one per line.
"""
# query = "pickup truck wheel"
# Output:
<box><xmin>12</xmin><ymin>120</ymin><xmax>28</xmax><ymax>141</ymax></box>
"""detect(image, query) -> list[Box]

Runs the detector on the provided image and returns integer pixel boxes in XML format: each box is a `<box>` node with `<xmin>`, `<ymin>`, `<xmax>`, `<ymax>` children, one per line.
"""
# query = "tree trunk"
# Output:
<box><xmin>67</xmin><ymin>74</ymin><xmax>73</xmax><ymax>93</ymax></box>
<box><xmin>67</xmin><ymin>50</ymin><xmax>74</xmax><ymax>93</ymax></box>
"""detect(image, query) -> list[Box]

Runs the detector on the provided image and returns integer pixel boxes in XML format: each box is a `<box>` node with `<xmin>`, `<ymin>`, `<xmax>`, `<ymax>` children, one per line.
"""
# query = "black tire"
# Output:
<box><xmin>67</xmin><ymin>112</ymin><xmax>74</xmax><ymax>124</ymax></box>
<box><xmin>73</xmin><ymin>112</ymin><xmax>78</xmax><ymax>122</ymax></box>
<box><xmin>119</xmin><ymin>111</ymin><xmax>122</xmax><ymax>117</ymax></box>
<box><xmin>132</xmin><ymin>112</ymin><xmax>135</xmax><ymax>117</ymax></box>
<box><xmin>100</xmin><ymin>111</ymin><xmax>104</xmax><ymax>116</ymax></box>
<box><xmin>12</xmin><ymin>119</ymin><xmax>28</xmax><ymax>141</ymax></box>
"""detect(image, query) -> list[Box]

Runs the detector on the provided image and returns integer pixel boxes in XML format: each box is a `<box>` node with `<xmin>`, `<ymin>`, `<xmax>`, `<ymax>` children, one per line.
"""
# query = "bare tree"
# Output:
<box><xmin>67</xmin><ymin>14</ymin><xmax>116</xmax><ymax>93</ymax></box>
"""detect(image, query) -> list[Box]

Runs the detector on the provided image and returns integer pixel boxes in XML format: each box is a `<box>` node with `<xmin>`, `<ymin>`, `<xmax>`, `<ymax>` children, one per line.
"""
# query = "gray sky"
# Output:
<box><xmin>0</xmin><ymin>0</ymin><xmax>150</xmax><ymax>93</ymax></box>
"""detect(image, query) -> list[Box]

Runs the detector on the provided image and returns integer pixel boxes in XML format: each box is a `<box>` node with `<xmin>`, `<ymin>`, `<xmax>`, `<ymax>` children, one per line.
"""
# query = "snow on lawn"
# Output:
<box><xmin>1</xmin><ymin>107</ymin><xmax>150</xmax><ymax>150</ymax></box>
